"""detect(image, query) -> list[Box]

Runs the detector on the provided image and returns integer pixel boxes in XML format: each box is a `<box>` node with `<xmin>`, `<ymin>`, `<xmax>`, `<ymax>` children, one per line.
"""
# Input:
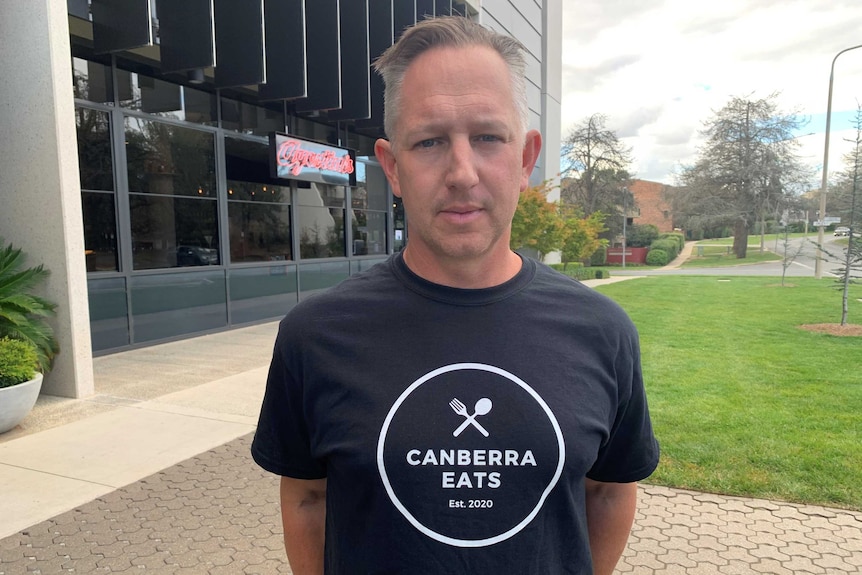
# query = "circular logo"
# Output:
<box><xmin>377</xmin><ymin>363</ymin><xmax>565</xmax><ymax>547</ymax></box>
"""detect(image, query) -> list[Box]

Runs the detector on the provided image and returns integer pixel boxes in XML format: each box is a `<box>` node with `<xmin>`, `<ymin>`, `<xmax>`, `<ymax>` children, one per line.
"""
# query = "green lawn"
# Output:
<box><xmin>595</xmin><ymin>276</ymin><xmax>862</xmax><ymax>511</ymax></box>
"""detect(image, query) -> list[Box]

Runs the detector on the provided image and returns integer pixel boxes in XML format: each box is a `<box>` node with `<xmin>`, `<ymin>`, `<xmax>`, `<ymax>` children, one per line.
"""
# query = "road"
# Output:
<box><xmin>616</xmin><ymin>235</ymin><xmax>849</xmax><ymax>278</ymax></box>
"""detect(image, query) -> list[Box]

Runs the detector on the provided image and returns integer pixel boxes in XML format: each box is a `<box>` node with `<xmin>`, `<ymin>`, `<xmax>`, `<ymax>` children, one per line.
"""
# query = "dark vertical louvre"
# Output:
<box><xmin>393</xmin><ymin>0</ymin><xmax>416</xmax><ymax>41</ymax></box>
<box><xmin>328</xmin><ymin>1</ymin><xmax>370</xmax><ymax>120</ymax></box>
<box><xmin>157</xmin><ymin>0</ymin><xmax>216</xmax><ymax>73</ymax></box>
<box><xmin>213</xmin><ymin>0</ymin><xmax>266</xmax><ymax>88</ymax></box>
<box><xmin>416</xmin><ymin>0</ymin><xmax>434</xmax><ymax>20</ymax></box>
<box><xmin>435</xmin><ymin>0</ymin><xmax>452</xmax><ymax>16</ymax></box>
<box><xmin>92</xmin><ymin>0</ymin><xmax>152</xmax><ymax>54</ymax></box>
<box><xmin>259</xmin><ymin>0</ymin><xmax>307</xmax><ymax>101</ymax></box>
<box><xmin>356</xmin><ymin>0</ymin><xmax>392</xmax><ymax>134</ymax></box>
<box><xmin>294</xmin><ymin>0</ymin><xmax>341</xmax><ymax>112</ymax></box>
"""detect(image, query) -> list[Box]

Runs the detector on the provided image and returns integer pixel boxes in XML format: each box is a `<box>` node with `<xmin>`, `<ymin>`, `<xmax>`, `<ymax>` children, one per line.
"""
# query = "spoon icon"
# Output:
<box><xmin>451</xmin><ymin>397</ymin><xmax>493</xmax><ymax>437</ymax></box>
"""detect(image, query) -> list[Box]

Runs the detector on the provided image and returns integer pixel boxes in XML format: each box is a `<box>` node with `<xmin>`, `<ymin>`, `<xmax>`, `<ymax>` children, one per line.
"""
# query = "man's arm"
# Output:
<box><xmin>280</xmin><ymin>476</ymin><xmax>327</xmax><ymax>575</ymax></box>
<box><xmin>584</xmin><ymin>478</ymin><xmax>638</xmax><ymax>575</ymax></box>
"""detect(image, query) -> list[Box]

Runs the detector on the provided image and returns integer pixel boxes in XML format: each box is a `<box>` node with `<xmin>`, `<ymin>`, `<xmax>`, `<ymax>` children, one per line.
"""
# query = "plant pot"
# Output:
<box><xmin>0</xmin><ymin>372</ymin><xmax>43</xmax><ymax>434</ymax></box>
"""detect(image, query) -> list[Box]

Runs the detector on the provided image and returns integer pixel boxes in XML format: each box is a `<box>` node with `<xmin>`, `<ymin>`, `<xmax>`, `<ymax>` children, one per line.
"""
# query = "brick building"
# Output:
<box><xmin>630</xmin><ymin>179</ymin><xmax>675</xmax><ymax>233</ymax></box>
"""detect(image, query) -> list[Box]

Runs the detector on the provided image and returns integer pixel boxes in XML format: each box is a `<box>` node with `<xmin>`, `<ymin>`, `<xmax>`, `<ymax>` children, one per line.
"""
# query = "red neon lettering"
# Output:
<box><xmin>276</xmin><ymin>140</ymin><xmax>355</xmax><ymax>177</ymax></box>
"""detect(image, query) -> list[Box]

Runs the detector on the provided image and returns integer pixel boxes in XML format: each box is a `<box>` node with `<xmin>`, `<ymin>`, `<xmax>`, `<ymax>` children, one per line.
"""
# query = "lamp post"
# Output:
<box><xmin>815</xmin><ymin>43</ymin><xmax>862</xmax><ymax>279</ymax></box>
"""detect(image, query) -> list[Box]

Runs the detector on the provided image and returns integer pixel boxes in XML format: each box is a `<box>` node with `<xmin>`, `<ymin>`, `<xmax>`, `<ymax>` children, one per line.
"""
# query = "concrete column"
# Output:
<box><xmin>0</xmin><ymin>0</ymin><xmax>95</xmax><ymax>398</ymax></box>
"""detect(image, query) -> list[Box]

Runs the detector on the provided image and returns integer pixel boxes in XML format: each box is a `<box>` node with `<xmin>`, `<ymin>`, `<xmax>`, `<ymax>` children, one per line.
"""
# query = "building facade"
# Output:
<box><xmin>0</xmin><ymin>0</ymin><xmax>562</xmax><ymax>398</ymax></box>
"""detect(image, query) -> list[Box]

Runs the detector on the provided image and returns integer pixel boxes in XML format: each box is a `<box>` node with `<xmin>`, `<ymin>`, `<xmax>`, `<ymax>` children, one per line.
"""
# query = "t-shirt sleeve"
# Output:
<box><xmin>587</xmin><ymin>323</ymin><xmax>660</xmax><ymax>483</ymax></box>
<box><xmin>251</xmin><ymin>327</ymin><xmax>327</xmax><ymax>479</ymax></box>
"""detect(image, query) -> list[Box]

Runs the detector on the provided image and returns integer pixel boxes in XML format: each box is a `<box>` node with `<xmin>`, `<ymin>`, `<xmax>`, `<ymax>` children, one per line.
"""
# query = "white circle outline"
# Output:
<box><xmin>376</xmin><ymin>362</ymin><xmax>566</xmax><ymax>548</ymax></box>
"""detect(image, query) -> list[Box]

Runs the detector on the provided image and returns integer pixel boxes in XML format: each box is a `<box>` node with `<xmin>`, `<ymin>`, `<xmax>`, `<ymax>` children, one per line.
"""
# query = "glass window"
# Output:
<box><xmin>228</xmin><ymin>184</ymin><xmax>292</xmax><ymax>263</ymax></box>
<box><xmin>88</xmin><ymin>277</ymin><xmax>130</xmax><ymax>352</ymax></box>
<box><xmin>125</xmin><ymin>117</ymin><xmax>216</xmax><ymax>197</ymax></box>
<box><xmin>351</xmin><ymin>210</ymin><xmax>386</xmax><ymax>255</ymax></box>
<box><xmin>72</xmin><ymin>57</ymin><xmax>113</xmax><ymax>103</ymax></box>
<box><xmin>129</xmin><ymin>270</ymin><xmax>227</xmax><ymax>343</ymax></box>
<box><xmin>77</xmin><ymin>107</ymin><xmax>114</xmax><ymax>191</ymax></box>
<box><xmin>129</xmin><ymin>195</ymin><xmax>219</xmax><ymax>270</ymax></box>
<box><xmin>229</xmin><ymin>265</ymin><xmax>298</xmax><ymax>324</ymax></box>
<box><xmin>83</xmin><ymin>192</ymin><xmax>119</xmax><ymax>272</ymax></box>
<box><xmin>221</xmin><ymin>97</ymin><xmax>285</xmax><ymax>136</ymax></box>
<box><xmin>297</xmin><ymin>183</ymin><xmax>346</xmax><ymax>259</ymax></box>
<box><xmin>298</xmin><ymin>261</ymin><xmax>350</xmax><ymax>300</ymax></box>
<box><xmin>118</xmin><ymin>71</ymin><xmax>217</xmax><ymax>125</ymax></box>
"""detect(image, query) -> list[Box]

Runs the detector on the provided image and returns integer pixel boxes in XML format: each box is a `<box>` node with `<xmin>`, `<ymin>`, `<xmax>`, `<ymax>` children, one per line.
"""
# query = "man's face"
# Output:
<box><xmin>375</xmin><ymin>45</ymin><xmax>541</xmax><ymax>268</ymax></box>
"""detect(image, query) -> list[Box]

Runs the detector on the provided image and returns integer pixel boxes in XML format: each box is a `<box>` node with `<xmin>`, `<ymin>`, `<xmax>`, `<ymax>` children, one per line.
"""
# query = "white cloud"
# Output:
<box><xmin>561</xmin><ymin>0</ymin><xmax>862</xmax><ymax>185</ymax></box>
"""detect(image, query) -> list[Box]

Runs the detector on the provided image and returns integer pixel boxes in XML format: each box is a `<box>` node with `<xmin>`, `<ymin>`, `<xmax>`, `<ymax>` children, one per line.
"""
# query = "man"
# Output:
<box><xmin>252</xmin><ymin>15</ymin><xmax>659</xmax><ymax>574</ymax></box>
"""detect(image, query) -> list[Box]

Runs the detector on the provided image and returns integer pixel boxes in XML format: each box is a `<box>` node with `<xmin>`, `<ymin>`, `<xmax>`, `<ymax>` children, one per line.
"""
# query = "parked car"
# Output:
<box><xmin>176</xmin><ymin>245</ymin><xmax>218</xmax><ymax>266</ymax></box>
<box><xmin>833</xmin><ymin>226</ymin><xmax>850</xmax><ymax>237</ymax></box>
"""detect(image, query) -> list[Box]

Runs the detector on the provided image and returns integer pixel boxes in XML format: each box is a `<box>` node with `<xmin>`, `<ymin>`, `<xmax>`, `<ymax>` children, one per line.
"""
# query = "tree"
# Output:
<box><xmin>832</xmin><ymin>106</ymin><xmax>862</xmax><ymax>325</ymax></box>
<box><xmin>510</xmin><ymin>182</ymin><xmax>565</xmax><ymax>258</ymax></box>
<box><xmin>671</xmin><ymin>94</ymin><xmax>808</xmax><ymax>258</ymax></box>
<box><xmin>560</xmin><ymin>207</ymin><xmax>606</xmax><ymax>269</ymax></box>
<box><xmin>560</xmin><ymin>114</ymin><xmax>634</xmax><ymax>238</ymax></box>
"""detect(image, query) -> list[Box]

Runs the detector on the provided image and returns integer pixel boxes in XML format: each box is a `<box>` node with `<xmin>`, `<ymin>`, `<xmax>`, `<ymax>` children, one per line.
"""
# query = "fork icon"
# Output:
<box><xmin>449</xmin><ymin>397</ymin><xmax>492</xmax><ymax>437</ymax></box>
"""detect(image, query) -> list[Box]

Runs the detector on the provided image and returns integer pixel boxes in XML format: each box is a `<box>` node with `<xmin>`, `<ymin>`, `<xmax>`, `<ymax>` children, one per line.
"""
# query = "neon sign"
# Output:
<box><xmin>269</xmin><ymin>132</ymin><xmax>356</xmax><ymax>186</ymax></box>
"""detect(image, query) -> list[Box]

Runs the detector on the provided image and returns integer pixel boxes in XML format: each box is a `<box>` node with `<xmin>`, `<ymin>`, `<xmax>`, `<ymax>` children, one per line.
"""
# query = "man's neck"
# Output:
<box><xmin>401</xmin><ymin>247</ymin><xmax>523</xmax><ymax>289</ymax></box>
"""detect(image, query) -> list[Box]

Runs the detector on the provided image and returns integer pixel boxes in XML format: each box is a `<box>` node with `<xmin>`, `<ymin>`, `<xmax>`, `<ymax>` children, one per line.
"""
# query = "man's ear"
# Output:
<box><xmin>520</xmin><ymin>130</ymin><xmax>543</xmax><ymax>192</ymax></box>
<box><xmin>375</xmin><ymin>138</ymin><xmax>402</xmax><ymax>198</ymax></box>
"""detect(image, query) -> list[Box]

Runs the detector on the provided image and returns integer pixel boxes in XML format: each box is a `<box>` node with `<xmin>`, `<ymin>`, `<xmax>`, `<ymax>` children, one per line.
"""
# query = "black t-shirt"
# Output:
<box><xmin>252</xmin><ymin>253</ymin><xmax>659</xmax><ymax>574</ymax></box>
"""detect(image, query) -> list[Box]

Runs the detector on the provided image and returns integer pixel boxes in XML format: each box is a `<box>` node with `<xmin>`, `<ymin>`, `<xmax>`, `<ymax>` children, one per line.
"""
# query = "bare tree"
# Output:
<box><xmin>560</xmin><ymin>114</ymin><xmax>633</xmax><ymax>238</ymax></box>
<box><xmin>671</xmin><ymin>94</ymin><xmax>807</xmax><ymax>258</ymax></box>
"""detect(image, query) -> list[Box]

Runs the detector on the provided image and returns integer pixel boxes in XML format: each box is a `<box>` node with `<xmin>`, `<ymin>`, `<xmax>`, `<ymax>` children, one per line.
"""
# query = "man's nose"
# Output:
<box><xmin>444</xmin><ymin>138</ymin><xmax>480</xmax><ymax>190</ymax></box>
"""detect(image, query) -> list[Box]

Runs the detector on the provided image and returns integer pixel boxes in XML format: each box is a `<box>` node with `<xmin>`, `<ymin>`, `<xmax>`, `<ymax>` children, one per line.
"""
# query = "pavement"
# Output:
<box><xmin>1</xmin><ymin>263</ymin><xmax>861</xmax><ymax>573</ymax></box>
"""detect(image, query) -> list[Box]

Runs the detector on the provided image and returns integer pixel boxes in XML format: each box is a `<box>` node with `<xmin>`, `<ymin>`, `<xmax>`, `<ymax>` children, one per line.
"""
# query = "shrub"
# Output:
<box><xmin>646</xmin><ymin>249</ymin><xmax>670</xmax><ymax>266</ymax></box>
<box><xmin>594</xmin><ymin>270</ymin><xmax>607</xmax><ymax>279</ymax></box>
<box><xmin>659</xmin><ymin>232</ymin><xmax>685</xmax><ymax>251</ymax></box>
<box><xmin>627</xmin><ymin>224</ymin><xmax>660</xmax><ymax>248</ymax></box>
<box><xmin>0</xmin><ymin>337</ymin><xmax>39</xmax><ymax>388</ymax></box>
<box><xmin>589</xmin><ymin>245</ymin><xmax>607</xmax><ymax>266</ymax></box>
<box><xmin>650</xmin><ymin>238</ymin><xmax>679</xmax><ymax>261</ymax></box>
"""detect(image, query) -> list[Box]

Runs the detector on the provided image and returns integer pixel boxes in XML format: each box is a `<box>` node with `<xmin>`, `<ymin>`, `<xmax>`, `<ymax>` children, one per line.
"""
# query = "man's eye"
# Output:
<box><xmin>418</xmin><ymin>139</ymin><xmax>437</xmax><ymax>148</ymax></box>
<box><xmin>477</xmin><ymin>135</ymin><xmax>501</xmax><ymax>143</ymax></box>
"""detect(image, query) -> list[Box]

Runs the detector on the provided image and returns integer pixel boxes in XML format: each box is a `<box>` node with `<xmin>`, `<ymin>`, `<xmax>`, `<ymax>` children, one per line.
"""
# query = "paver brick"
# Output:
<box><xmin>4</xmin><ymin>434</ymin><xmax>862</xmax><ymax>574</ymax></box>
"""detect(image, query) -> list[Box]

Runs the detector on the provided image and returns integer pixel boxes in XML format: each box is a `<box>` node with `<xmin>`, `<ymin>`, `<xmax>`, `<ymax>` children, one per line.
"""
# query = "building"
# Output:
<box><xmin>630</xmin><ymin>179</ymin><xmax>675</xmax><ymax>233</ymax></box>
<box><xmin>0</xmin><ymin>0</ymin><xmax>562</xmax><ymax>398</ymax></box>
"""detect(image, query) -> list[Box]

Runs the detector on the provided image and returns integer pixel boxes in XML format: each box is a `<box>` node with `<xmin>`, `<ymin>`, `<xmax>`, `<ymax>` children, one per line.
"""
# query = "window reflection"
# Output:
<box><xmin>228</xmin><ymin>182</ymin><xmax>292</xmax><ymax>263</ymax></box>
<box><xmin>351</xmin><ymin>210</ymin><xmax>387</xmax><ymax>255</ymax></box>
<box><xmin>118</xmin><ymin>71</ymin><xmax>217</xmax><ymax>125</ymax></box>
<box><xmin>125</xmin><ymin>117</ymin><xmax>216</xmax><ymax>197</ymax></box>
<box><xmin>72</xmin><ymin>57</ymin><xmax>113</xmax><ymax>103</ymax></box>
<box><xmin>82</xmin><ymin>192</ymin><xmax>119</xmax><ymax>271</ymax></box>
<box><xmin>129</xmin><ymin>195</ymin><xmax>219</xmax><ymax>270</ymax></box>
<box><xmin>221</xmin><ymin>97</ymin><xmax>285</xmax><ymax>136</ymax></box>
<box><xmin>297</xmin><ymin>184</ymin><xmax>346</xmax><ymax>259</ymax></box>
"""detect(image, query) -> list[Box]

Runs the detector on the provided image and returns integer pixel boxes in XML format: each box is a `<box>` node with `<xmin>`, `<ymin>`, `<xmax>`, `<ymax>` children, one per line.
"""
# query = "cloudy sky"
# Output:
<box><xmin>560</xmin><ymin>0</ymin><xmax>862</xmax><ymax>186</ymax></box>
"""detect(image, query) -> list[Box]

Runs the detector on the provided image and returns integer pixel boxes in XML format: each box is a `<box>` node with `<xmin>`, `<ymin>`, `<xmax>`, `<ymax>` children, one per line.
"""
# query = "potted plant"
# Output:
<box><xmin>0</xmin><ymin>238</ymin><xmax>58</xmax><ymax>433</ymax></box>
<box><xmin>0</xmin><ymin>338</ymin><xmax>42</xmax><ymax>433</ymax></box>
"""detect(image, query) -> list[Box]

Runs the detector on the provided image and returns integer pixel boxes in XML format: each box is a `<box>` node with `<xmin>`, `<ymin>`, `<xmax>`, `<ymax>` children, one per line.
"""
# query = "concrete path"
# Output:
<box><xmin>1</xmin><ymin>287</ymin><xmax>861</xmax><ymax>573</ymax></box>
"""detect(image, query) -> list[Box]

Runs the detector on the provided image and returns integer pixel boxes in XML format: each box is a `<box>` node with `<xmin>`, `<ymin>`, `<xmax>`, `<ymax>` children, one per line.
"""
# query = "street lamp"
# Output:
<box><xmin>815</xmin><ymin>43</ymin><xmax>862</xmax><ymax>279</ymax></box>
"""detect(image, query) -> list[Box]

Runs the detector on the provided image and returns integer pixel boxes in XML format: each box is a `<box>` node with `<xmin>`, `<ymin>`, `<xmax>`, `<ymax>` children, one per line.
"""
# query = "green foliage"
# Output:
<box><xmin>0</xmin><ymin>337</ymin><xmax>39</xmax><ymax>388</ymax></box>
<box><xmin>650</xmin><ymin>238</ymin><xmax>679</xmax><ymax>261</ymax></box>
<box><xmin>659</xmin><ymin>232</ymin><xmax>685</xmax><ymax>251</ymax></box>
<box><xmin>510</xmin><ymin>182</ymin><xmax>565</xmax><ymax>257</ymax></box>
<box><xmin>0</xmin><ymin>239</ymin><xmax>58</xmax><ymax>372</ymax></box>
<box><xmin>511</xmin><ymin>181</ymin><xmax>606</xmax><ymax>265</ymax></box>
<box><xmin>626</xmin><ymin>224</ymin><xmax>659</xmax><ymax>247</ymax></box>
<box><xmin>560</xmin><ymin>206</ymin><xmax>606</xmax><ymax>267</ymax></box>
<box><xmin>645</xmin><ymin>249</ymin><xmax>669</xmax><ymax>266</ymax></box>
<box><xmin>589</xmin><ymin>245</ymin><xmax>607</xmax><ymax>266</ymax></box>
<box><xmin>593</xmin><ymin>270</ymin><xmax>607</xmax><ymax>279</ymax></box>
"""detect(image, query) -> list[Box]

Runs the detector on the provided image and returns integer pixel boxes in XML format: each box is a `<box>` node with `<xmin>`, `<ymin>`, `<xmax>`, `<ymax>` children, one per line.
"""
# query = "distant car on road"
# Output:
<box><xmin>833</xmin><ymin>226</ymin><xmax>850</xmax><ymax>237</ymax></box>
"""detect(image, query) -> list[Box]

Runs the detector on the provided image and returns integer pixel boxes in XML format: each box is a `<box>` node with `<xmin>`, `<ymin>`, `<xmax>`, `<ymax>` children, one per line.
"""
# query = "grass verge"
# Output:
<box><xmin>595</xmin><ymin>276</ymin><xmax>862</xmax><ymax>510</ymax></box>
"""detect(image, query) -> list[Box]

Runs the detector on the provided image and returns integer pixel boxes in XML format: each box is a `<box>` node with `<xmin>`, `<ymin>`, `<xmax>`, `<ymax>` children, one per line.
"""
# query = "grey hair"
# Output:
<box><xmin>372</xmin><ymin>16</ymin><xmax>530</xmax><ymax>142</ymax></box>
